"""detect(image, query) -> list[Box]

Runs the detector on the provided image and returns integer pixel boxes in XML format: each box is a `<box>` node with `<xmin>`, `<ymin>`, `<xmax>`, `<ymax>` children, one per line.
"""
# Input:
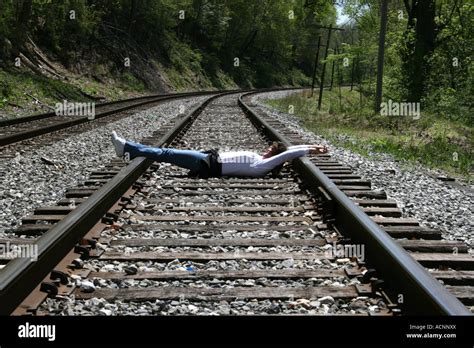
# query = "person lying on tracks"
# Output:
<box><xmin>111</xmin><ymin>131</ymin><xmax>328</xmax><ymax>178</ymax></box>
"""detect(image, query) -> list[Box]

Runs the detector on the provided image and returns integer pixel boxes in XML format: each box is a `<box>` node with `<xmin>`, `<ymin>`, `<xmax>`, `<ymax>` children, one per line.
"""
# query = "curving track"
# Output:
<box><xmin>0</xmin><ymin>91</ymin><xmax>471</xmax><ymax>316</ymax></box>
<box><xmin>0</xmin><ymin>91</ymin><xmax>219</xmax><ymax>151</ymax></box>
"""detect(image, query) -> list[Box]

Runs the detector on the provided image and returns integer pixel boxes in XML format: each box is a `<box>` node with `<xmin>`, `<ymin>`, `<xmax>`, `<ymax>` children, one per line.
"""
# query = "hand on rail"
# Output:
<box><xmin>308</xmin><ymin>145</ymin><xmax>328</xmax><ymax>155</ymax></box>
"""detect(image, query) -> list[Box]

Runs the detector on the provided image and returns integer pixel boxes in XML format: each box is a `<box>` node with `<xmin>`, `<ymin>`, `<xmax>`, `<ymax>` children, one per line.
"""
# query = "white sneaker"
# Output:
<box><xmin>111</xmin><ymin>131</ymin><xmax>126</xmax><ymax>157</ymax></box>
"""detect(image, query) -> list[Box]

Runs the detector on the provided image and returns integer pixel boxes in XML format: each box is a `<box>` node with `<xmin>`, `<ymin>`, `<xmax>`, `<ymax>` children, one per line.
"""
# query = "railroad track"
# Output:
<box><xmin>0</xmin><ymin>91</ymin><xmax>471</xmax><ymax>316</ymax></box>
<box><xmin>0</xmin><ymin>90</ymin><xmax>220</xmax><ymax>151</ymax></box>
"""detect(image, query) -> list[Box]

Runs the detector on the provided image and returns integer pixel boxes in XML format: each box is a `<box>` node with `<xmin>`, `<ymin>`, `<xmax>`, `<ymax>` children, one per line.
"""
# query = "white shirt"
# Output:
<box><xmin>219</xmin><ymin>145</ymin><xmax>311</xmax><ymax>177</ymax></box>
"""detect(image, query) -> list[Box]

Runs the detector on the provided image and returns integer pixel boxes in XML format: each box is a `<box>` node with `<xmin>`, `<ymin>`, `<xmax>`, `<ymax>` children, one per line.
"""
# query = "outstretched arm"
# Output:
<box><xmin>252</xmin><ymin>145</ymin><xmax>328</xmax><ymax>173</ymax></box>
<box><xmin>252</xmin><ymin>148</ymin><xmax>310</xmax><ymax>172</ymax></box>
<box><xmin>288</xmin><ymin>145</ymin><xmax>313</xmax><ymax>150</ymax></box>
<box><xmin>288</xmin><ymin>144</ymin><xmax>328</xmax><ymax>153</ymax></box>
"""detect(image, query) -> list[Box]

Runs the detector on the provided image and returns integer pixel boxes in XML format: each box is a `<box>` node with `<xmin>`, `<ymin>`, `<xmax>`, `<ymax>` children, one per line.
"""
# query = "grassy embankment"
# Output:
<box><xmin>0</xmin><ymin>69</ymin><xmax>147</xmax><ymax>118</ymax></box>
<box><xmin>0</xmin><ymin>39</ymin><xmax>238</xmax><ymax>119</ymax></box>
<box><xmin>265</xmin><ymin>88</ymin><xmax>472</xmax><ymax>180</ymax></box>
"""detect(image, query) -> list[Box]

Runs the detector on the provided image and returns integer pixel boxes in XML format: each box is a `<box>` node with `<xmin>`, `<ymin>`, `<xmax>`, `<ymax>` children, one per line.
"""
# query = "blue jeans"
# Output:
<box><xmin>124</xmin><ymin>141</ymin><xmax>208</xmax><ymax>173</ymax></box>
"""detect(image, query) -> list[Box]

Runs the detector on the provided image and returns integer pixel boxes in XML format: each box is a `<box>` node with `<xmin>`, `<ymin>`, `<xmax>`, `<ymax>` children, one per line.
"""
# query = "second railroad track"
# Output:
<box><xmin>0</xmin><ymin>90</ymin><xmax>471</xmax><ymax>316</ymax></box>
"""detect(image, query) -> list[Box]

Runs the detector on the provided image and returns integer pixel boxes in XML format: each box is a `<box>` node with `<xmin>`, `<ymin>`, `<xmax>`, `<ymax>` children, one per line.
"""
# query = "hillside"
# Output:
<box><xmin>0</xmin><ymin>0</ymin><xmax>335</xmax><ymax>118</ymax></box>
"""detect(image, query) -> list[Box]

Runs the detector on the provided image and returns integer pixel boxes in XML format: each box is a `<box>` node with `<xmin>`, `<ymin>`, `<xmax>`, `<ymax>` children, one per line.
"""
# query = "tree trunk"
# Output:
<box><xmin>239</xmin><ymin>29</ymin><xmax>258</xmax><ymax>57</ymax></box>
<box><xmin>127</xmin><ymin>0</ymin><xmax>137</xmax><ymax>34</ymax></box>
<box><xmin>310</xmin><ymin>35</ymin><xmax>322</xmax><ymax>97</ymax></box>
<box><xmin>402</xmin><ymin>0</ymin><xmax>437</xmax><ymax>102</ymax></box>
<box><xmin>12</xmin><ymin>0</ymin><xmax>32</xmax><ymax>56</ymax></box>
<box><xmin>329</xmin><ymin>48</ymin><xmax>336</xmax><ymax>91</ymax></box>
<box><xmin>375</xmin><ymin>0</ymin><xmax>388</xmax><ymax>113</ymax></box>
<box><xmin>0</xmin><ymin>0</ymin><xmax>5</xmax><ymax>57</ymax></box>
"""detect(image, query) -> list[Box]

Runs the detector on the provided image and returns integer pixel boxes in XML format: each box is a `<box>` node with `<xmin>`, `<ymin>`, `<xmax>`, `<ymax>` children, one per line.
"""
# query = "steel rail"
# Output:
<box><xmin>0</xmin><ymin>91</ymin><xmax>224</xmax><ymax>147</ymax></box>
<box><xmin>0</xmin><ymin>91</ymin><xmax>235</xmax><ymax>315</ymax></box>
<box><xmin>0</xmin><ymin>90</ymin><xmax>221</xmax><ymax>127</ymax></box>
<box><xmin>238</xmin><ymin>92</ymin><xmax>471</xmax><ymax>315</ymax></box>
<box><xmin>0</xmin><ymin>87</ymin><xmax>349</xmax><ymax>315</ymax></box>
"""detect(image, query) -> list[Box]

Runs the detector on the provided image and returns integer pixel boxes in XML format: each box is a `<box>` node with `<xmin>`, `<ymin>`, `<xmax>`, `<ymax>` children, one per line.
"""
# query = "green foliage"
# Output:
<box><xmin>120</xmin><ymin>72</ymin><xmax>146</xmax><ymax>92</ymax></box>
<box><xmin>0</xmin><ymin>0</ymin><xmax>338</xmax><ymax>88</ymax></box>
<box><xmin>0</xmin><ymin>0</ymin><xmax>471</xmax><ymax>149</ymax></box>
<box><xmin>340</xmin><ymin>0</ymin><xmax>473</xmax><ymax>125</ymax></box>
<box><xmin>0</xmin><ymin>67</ymin><xmax>150</xmax><ymax>118</ymax></box>
<box><xmin>266</xmin><ymin>90</ymin><xmax>472</xmax><ymax>179</ymax></box>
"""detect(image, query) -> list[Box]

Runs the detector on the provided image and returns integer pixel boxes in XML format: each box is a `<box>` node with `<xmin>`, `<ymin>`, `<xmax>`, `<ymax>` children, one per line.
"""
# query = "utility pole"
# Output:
<box><xmin>317</xmin><ymin>24</ymin><xmax>344</xmax><ymax>110</ymax></box>
<box><xmin>318</xmin><ymin>25</ymin><xmax>332</xmax><ymax>110</ymax></box>
<box><xmin>338</xmin><ymin>48</ymin><xmax>343</xmax><ymax>112</ymax></box>
<box><xmin>374</xmin><ymin>0</ymin><xmax>388</xmax><ymax>113</ymax></box>
<box><xmin>351</xmin><ymin>55</ymin><xmax>357</xmax><ymax>91</ymax></box>
<box><xmin>310</xmin><ymin>35</ymin><xmax>322</xmax><ymax>97</ymax></box>
<box><xmin>329</xmin><ymin>46</ymin><xmax>338</xmax><ymax>91</ymax></box>
<box><xmin>350</xmin><ymin>30</ymin><xmax>356</xmax><ymax>91</ymax></box>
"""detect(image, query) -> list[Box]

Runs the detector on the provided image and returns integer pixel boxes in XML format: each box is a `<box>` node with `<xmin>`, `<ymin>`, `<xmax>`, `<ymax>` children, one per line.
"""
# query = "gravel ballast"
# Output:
<box><xmin>252</xmin><ymin>90</ymin><xmax>473</xmax><ymax>247</ymax></box>
<box><xmin>36</xmin><ymin>93</ymin><xmax>386</xmax><ymax>316</ymax></box>
<box><xmin>41</xmin><ymin>295</ymin><xmax>384</xmax><ymax>316</ymax></box>
<box><xmin>0</xmin><ymin>96</ymin><xmax>208</xmax><ymax>236</ymax></box>
<box><xmin>6</xmin><ymin>91</ymin><xmax>471</xmax><ymax>316</ymax></box>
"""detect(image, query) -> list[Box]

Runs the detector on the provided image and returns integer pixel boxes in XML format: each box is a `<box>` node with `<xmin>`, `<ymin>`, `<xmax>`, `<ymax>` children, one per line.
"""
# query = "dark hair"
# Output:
<box><xmin>269</xmin><ymin>141</ymin><xmax>287</xmax><ymax>177</ymax></box>
<box><xmin>272</xmin><ymin>141</ymin><xmax>287</xmax><ymax>154</ymax></box>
